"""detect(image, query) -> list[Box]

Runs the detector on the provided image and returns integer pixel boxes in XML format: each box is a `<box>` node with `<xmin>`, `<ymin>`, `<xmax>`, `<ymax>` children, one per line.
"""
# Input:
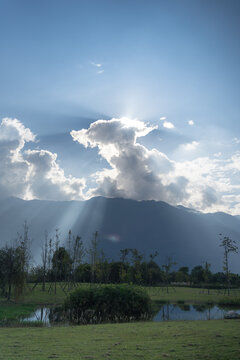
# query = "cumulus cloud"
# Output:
<box><xmin>2</xmin><ymin>116</ymin><xmax>240</xmax><ymax>215</ymax></box>
<box><xmin>0</xmin><ymin>118</ymin><xmax>86</xmax><ymax>201</ymax></box>
<box><xmin>71</xmin><ymin>117</ymin><xmax>189</xmax><ymax>204</ymax></box>
<box><xmin>172</xmin><ymin>154</ymin><xmax>240</xmax><ymax>214</ymax></box>
<box><xmin>163</xmin><ymin>121</ymin><xmax>175</xmax><ymax>129</ymax></box>
<box><xmin>188</xmin><ymin>120</ymin><xmax>194</xmax><ymax>126</ymax></box>
<box><xmin>71</xmin><ymin>117</ymin><xmax>240</xmax><ymax>214</ymax></box>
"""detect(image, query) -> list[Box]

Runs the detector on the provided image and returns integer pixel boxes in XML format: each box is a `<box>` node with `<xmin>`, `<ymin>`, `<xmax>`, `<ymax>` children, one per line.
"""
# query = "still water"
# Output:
<box><xmin>21</xmin><ymin>304</ymin><xmax>240</xmax><ymax>326</ymax></box>
<box><xmin>153</xmin><ymin>303</ymin><xmax>240</xmax><ymax>321</ymax></box>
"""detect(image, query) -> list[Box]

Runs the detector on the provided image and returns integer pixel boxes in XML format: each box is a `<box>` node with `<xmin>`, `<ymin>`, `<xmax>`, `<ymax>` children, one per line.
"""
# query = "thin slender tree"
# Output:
<box><xmin>89</xmin><ymin>231</ymin><xmax>99</xmax><ymax>284</ymax></box>
<box><xmin>219</xmin><ymin>234</ymin><xmax>238</xmax><ymax>295</ymax></box>
<box><xmin>41</xmin><ymin>231</ymin><xmax>49</xmax><ymax>291</ymax></box>
<box><xmin>162</xmin><ymin>257</ymin><xmax>177</xmax><ymax>293</ymax></box>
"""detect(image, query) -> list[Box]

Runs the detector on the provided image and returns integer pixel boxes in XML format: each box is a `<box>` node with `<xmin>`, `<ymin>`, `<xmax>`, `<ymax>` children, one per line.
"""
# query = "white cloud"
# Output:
<box><xmin>163</xmin><ymin>121</ymin><xmax>175</xmax><ymax>129</ymax></box>
<box><xmin>97</xmin><ymin>70</ymin><xmax>104</xmax><ymax>74</ymax></box>
<box><xmin>71</xmin><ymin>117</ymin><xmax>189</xmax><ymax>203</ymax></box>
<box><xmin>188</xmin><ymin>120</ymin><xmax>194</xmax><ymax>126</ymax></box>
<box><xmin>23</xmin><ymin>149</ymin><xmax>86</xmax><ymax>200</ymax></box>
<box><xmin>71</xmin><ymin>117</ymin><xmax>240</xmax><ymax>215</ymax></box>
<box><xmin>160</xmin><ymin>116</ymin><xmax>166</xmax><ymax>121</ymax></box>
<box><xmin>181</xmin><ymin>141</ymin><xmax>199</xmax><ymax>151</ymax></box>
<box><xmin>0</xmin><ymin>118</ymin><xmax>86</xmax><ymax>201</ymax></box>
<box><xmin>2</xmin><ymin>117</ymin><xmax>240</xmax><ymax>215</ymax></box>
<box><xmin>171</xmin><ymin>154</ymin><xmax>240</xmax><ymax>214</ymax></box>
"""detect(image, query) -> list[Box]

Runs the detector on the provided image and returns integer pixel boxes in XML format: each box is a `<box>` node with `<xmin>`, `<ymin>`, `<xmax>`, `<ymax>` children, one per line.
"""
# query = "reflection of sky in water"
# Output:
<box><xmin>153</xmin><ymin>304</ymin><xmax>240</xmax><ymax>322</ymax></box>
<box><xmin>23</xmin><ymin>308</ymin><xmax>50</xmax><ymax>324</ymax></box>
<box><xmin>22</xmin><ymin>305</ymin><xmax>240</xmax><ymax>325</ymax></box>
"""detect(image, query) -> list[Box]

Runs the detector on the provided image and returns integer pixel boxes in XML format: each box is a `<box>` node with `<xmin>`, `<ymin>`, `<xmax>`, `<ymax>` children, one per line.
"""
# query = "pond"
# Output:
<box><xmin>21</xmin><ymin>304</ymin><xmax>240</xmax><ymax>326</ymax></box>
<box><xmin>153</xmin><ymin>303</ymin><xmax>240</xmax><ymax>321</ymax></box>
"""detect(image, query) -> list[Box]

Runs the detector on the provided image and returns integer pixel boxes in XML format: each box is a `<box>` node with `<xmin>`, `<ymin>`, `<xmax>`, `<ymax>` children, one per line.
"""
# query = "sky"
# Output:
<box><xmin>1</xmin><ymin>0</ymin><xmax>240</xmax><ymax>214</ymax></box>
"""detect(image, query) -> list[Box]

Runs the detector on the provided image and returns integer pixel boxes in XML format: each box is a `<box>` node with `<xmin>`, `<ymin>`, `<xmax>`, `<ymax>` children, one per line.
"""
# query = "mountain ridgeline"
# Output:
<box><xmin>0</xmin><ymin>196</ymin><xmax>239</xmax><ymax>272</ymax></box>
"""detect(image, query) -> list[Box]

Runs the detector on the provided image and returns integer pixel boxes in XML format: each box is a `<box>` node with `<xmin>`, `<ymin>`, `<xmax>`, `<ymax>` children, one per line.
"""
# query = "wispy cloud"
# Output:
<box><xmin>233</xmin><ymin>137</ymin><xmax>240</xmax><ymax>144</ymax></box>
<box><xmin>160</xmin><ymin>116</ymin><xmax>166</xmax><ymax>121</ymax></box>
<box><xmin>91</xmin><ymin>61</ymin><xmax>102</xmax><ymax>68</ymax></box>
<box><xmin>188</xmin><ymin>120</ymin><xmax>194</xmax><ymax>126</ymax></box>
<box><xmin>97</xmin><ymin>70</ymin><xmax>104</xmax><ymax>74</ymax></box>
<box><xmin>163</xmin><ymin>121</ymin><xmax>175</xmax><ymax>129</ymax></box>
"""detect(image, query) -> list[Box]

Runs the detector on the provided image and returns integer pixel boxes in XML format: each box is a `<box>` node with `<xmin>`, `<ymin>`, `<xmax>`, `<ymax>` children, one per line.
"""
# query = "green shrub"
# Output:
<box><xmin>64</xmin><ymin>284</ymin><xmax>152</xmax><ymax>324</ymax></box>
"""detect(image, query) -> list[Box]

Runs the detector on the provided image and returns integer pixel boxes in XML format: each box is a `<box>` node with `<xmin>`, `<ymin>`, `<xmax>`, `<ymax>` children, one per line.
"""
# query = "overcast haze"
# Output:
<box><xmin>1</xmin><ymin>0</ymin><xmax>240</xmax><ymax>214</ymax></box>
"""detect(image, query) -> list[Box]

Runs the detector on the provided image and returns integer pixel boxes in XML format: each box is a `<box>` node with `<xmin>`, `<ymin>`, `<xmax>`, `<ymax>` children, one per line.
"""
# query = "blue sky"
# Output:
<box><xmin>1</xmin><ymin>0</ymin><xmax>240</xmax><ymax>214</ymax></box>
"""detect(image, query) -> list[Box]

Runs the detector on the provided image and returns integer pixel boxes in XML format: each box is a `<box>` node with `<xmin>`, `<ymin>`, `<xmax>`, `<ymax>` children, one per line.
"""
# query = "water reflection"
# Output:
<box><xmin>22</xmin><ymin>304</ymin><xmax>240</xmax><ymax>325</ymax></box>
<box><xmin>22</xmin><ymin>307</ymin><xmax>67</xmax><ymax>326</ymax></box>
<box><xmin>153</xmin><ymin>303</ymin><xmax>240</xmax><ymax>321</ymax></box>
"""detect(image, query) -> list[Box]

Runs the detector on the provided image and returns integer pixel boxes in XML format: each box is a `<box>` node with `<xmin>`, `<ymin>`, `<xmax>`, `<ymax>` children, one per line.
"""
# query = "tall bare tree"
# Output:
<box><xmin>41</xmin><ymin>231</ymin><xmax>49</xmax><ymax>291</ymax></box>
<box><xmin>89</xmin><ymin>231</ymin><xmax>99</xmax><ymax>284</ymax></box>
<box><xmin>162</xmin><ymin>257</ymin><xmax>177</xmax><ymax>293</ymax></box>
<box><xmin>219</xmin><ymin>234</ymin><xmax>238</xmax><ymax>295</ymax></box>
<box><xmin>14</xmin><ymin>221</ymin><xmax>32</xmax><ymax>299</ymax></box>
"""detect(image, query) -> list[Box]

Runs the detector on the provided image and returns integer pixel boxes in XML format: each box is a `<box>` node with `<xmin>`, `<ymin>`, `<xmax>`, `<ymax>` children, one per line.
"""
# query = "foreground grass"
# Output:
<box><xmin>0</xmin><ymin>320</ymin><xmax>239</xmax><ymax>360</ymax></box>
<box><xmin>13</xmin><ymin>283</ymin><xmax>240</xmax><ymax>306</ymax></box>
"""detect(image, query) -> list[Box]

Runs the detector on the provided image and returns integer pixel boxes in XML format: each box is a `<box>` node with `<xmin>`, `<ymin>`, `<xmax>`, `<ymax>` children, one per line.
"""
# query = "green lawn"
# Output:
<box><xmin>8</xmin><ymin>283</ymin><xmax>240</xmax><ymax>306</ymax></box>
<box><xmin>146</xmin><ymin>286</ymin><xmax>240</xmax><ymax>304</ymax></box>
<box><xmin>0</xmin><ymin>320</ymin><xmax>239</xmax><ymax>360</ymax></box>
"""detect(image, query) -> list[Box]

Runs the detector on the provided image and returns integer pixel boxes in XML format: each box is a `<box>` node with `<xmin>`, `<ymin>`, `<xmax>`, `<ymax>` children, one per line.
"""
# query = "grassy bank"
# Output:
<box><xmin>0</xmin><ymin>303</ymin><xmax>36</xmax><ymax>325</ymax></box>
<box><xmin>0</xmin><ymin>319</ymin><xmax>239</xmax><ymax>359</ymax></box>
<box><xmin>6</xmin><ymin>283</ymin><xmax>240</xmax><ymax>306</ymax></box>
<box><xmin>146</xmin><ymin>286</ymin><xmax>240</xmax><ymax>305</ymax></box>
<box><xmin>0</xmin><ymin>284</ymin><xmax>239</xmax><ymax>325</ymax></box>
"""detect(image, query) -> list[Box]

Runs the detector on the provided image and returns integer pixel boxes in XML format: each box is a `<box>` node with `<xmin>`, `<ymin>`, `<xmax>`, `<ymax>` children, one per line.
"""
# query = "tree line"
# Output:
<box><xmin>0</xmin><ymin>223</ymin><xmax>239</xmax><ymax>300</ymax></box>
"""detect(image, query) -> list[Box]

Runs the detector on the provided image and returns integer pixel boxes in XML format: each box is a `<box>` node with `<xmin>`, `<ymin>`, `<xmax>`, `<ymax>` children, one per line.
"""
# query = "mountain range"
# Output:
<box><xmin>0</xmin><ymin>196</ymin><xmax>239</xmax><ymax>272</ymax></box>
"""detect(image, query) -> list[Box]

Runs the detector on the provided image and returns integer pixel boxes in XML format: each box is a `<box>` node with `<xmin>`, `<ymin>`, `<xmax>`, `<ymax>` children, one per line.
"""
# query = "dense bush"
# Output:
<box><xmin>64</xmin><ymin>284</ymin><xmax>152</xmax><ymax>324</ymax></box>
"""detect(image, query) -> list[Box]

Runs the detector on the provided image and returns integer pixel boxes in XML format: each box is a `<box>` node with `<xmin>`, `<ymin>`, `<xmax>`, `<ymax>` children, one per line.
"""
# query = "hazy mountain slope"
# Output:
<box><xmin>0</xmin><ymin>197</ymin><xmax>239</xmax><ymax>272</ymax></box>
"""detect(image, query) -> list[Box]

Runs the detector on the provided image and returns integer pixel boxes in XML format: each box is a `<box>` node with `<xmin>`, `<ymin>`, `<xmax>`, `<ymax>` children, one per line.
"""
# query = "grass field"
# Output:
<box><xmin>0</xmin><ymin>319</ymin><xmax>239</xmax><ymax>360</ymax></box>
<box><xmin>6</xmin><ymin>283</ymin><xmax>240</xmax><ymax>306</ymax></box>
<box><xmin>0</xmin><ymin>284</ymin><xmax>240</xmax><ymax>359</ymax></box>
